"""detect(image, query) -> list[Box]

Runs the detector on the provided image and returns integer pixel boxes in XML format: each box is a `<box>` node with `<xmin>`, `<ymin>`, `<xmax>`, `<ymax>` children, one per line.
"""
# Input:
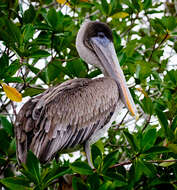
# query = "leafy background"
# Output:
<box><xmin>0</xmin><ymin>0</ymin><xmax>177</xmax><ymax>189</ymax></box>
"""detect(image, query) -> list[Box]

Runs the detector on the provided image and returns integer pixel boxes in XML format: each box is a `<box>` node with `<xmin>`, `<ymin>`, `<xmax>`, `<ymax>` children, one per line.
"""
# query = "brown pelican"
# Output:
<box><xmin>15</xmin><ymin>20</ymin><xmax>138</xmax><ymax>168</ymax></box>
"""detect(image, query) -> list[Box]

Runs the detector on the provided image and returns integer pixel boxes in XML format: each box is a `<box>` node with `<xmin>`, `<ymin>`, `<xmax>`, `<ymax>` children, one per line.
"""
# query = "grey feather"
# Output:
<box><xmin>15</xmin><ymin>77</ymin><xmax>119</xmax><ymax>164</ymax></box>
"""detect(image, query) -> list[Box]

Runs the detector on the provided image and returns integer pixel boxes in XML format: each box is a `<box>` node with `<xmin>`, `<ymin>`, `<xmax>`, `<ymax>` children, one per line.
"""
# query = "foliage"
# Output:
<box><xmin>0</xmin><ymin>0</ymin><xmax>177</xmax><ymax>189</ymax></box>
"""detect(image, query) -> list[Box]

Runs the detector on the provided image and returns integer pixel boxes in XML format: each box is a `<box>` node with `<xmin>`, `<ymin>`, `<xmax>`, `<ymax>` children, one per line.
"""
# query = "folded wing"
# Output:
<box><xmin>15</xmin><ymin>77</ymin><xmax>119</xmax><ymax>163</ymax></box>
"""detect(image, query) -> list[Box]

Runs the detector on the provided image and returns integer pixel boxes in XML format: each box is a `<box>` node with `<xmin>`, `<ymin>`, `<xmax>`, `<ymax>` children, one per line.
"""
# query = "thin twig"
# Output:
<box><xmin>110</xmin><ymin>160</ymin><xmax>132</xmax><ymax>168</ymax></box>
<box><xmin>85</xmin><ymin>10</ymin><xmax>100</xmax><ymax>19</ymax></box>
<box><xmin>110</xmin><ymin>159</ymin><xmax>177</xmax><ymax>169</ymax></box>
<box><xmin>148</xmin><ymin>32</ymin><xmax>169</xmax><ymax>62</ymax></box>
<box><xmin>27</xmin><ymin>61</ymin><xmax>52</xmax><ymax>84</ymax></box>
<box><xmin>120</xmin><ymin>13</ymin><xmax>139</xmax><ymax>38</ymax></box>
<box><xmin>10</xmin><ymin>101</ymin><xmax>17</xmax><ymax>118</ymax></box>
<box><xmin>142</xmin><ymin>115</ymin><xmax>151</xmax><ymax>132</ymax></box>
<box><xmin>112</xmin><ymin>111</ymin><xmax>129</xmax><ymax>130</ymax></box>
<box><xmin>148</xmin><ymin>159</ymin><xmax>177</xmax><ymax>163</ymax></box>
<box><xmin>148</xmin><ymin>37</ymin><xmax>159</xmax><ymax>62</ymax></box>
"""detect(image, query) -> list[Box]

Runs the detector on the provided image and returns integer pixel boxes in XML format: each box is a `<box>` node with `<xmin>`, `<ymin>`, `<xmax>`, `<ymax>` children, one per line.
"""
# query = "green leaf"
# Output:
<box><xmin>0</xmin><ymin>17</ymin><xmax>20</xmax><ymax>49</ymax></box>
<box><xmin>5</xmin><ymin>77</ymin><xmax>23</xmax><ymax>83</ymax></box>
<box><xmin>119</xmin><ymin>52</ymin><xmax>127</xmax><ymax>66</ymax></box>
<box><xmin>46</xmin><ymin>60</ymin><xmax>64</xmax><ymax>82</ymax></box>
<box><xmin>0</xmin><ymin>177</ymin><xmax>31</xmax><ymax>190</ymax></box>
<box><xmin>141</xmin><ymin>128</ymin><xmax>156</xmax><ymax>152</ymax></box>
<box><xmin>94</xmin><ymin>156</ymin><xmax>102</xmax><ymax>169</ymax></box>
<box><xmin>72</xmin><ymin>176</ymin><xmax>89</xmax><ymax>190</ymax></box>
<box><xmin>0</xmin><ymin>129</ymin><xmax>11</xmax><ymax>152</ymax></box>
<box><xmin>149</xmin><ymin>179</ymin><xmax>171</xmax><ymax>186</ymax></box>
<box><xmin>88</xmin><ymin>69</ymin><xmax>101</xmax><ymax>78</ymax></box>
<box><xmin>143</xmin><ymin>146</ymin><xmax>170</xmax><ymax>154</ymax></box>
<box><xmin>103</xmin><ymin>172</ymin><xmax>126</xmax><ymax>184</ymax></box>
<box><xmin>5</xmin><ymin>59</ymin><xmax>21</xmax><ymax>77</ymax></box>
<box><xmin>135</xmin><ymin>61</ymin><xmax>151</xmax><ymax>81</ymax></box>
<box><xmin>24</xmin><ymin>151</ymin><xmax>41</xmax><ymax>184</ymax></box>
<box><xmin>134</xmin><ymin>160</ymin><xmax>144</xmax><ymax>182</ymax></box>
<box><xmin>30</xmin><ymin>49</ymin><xmax>50</xmax><ymax>58</ymax></box>
<box><xmin>134</xmin><ymin>160</ymin><xmax>155</xmax><ymax>181</ymax></box>
<box><xmin>125</xmin><ymin>39</ymin><xmax>137</xmax><ymax>57</ymax></box>
<box><xmin>23</xmin><ymin>5</ymin><xmax>36</xmax><ymax>24</ymax></box>
<box><xmin>0</xmin><ymin>114</ymin><xmax>13</xmax><ymax>136</ymax></box>
<box><xmin>47</xmin><ymin>8</ymin><xmax>58</xmax><ymax>28</ymax></box>
<box><xmin>23</xmin><ymin>87</ymin><xmax>45</xmax><ymax>97</ymax></box>
<box><xmin>87</xmin><ymin>173</ymin><xmax>100</xmax><ymax>189</ymax></box>
<box><xmin>143</xmin><ymin>0</ymin><xmax>152</xmax><ymax>9</ymax></box>
<box><xmin>98</xmin><ymin>181</ymin><xmax>112</xmax><ymax>190</ymax></box>
<box><xmin>124</xmin><ymin>131</ymin><xmax>138</xmax><ymax>151</ymax></box>
<box><xmin>151</xmin><ymin>18</ymin><xmax>166</xmax><ymax>34</ymax></box>
<box><xmin>7</xmin><ymin>138</ymin><xmax>16</xmax><ymax>156</ymax></box>
<box><xmin>143</xmin><ymin>162</ymin><xmax>157</xmax><ymax>177</ymax></box>
<box><xmin>103</xmin><ymin>151</ymin><xmax>119</xmax><ymax>172</ymax></box>
<box><xmin>70</xmin><ymin>161</ymin><xmax>93</xmax><ymax>175</ymax></box>
<box><xmin>131</xmin><ymin>0</ymin><xmax>142</xmax><ymax>11</ymax></box>
<box><xmin>66</xmin><ymin>59</ymin><xmax>87</xmax><ymax>78</ymax></box>
<box><xmin>101</xmin><ymin>0</ymin><xmax>109</xmax><ymax>15</ymax></box>
<box><xmin>164</xmin><ymin>69</ymin><xmax>177</xmax><ymax>86</ymax></box>
<box><xmin>95</xmin><ymin>140</ymin><xmax>104</xmax><ymax>153</ymax></box>
<box><xmin>161</xmin><ymin>16</ymin><xmax>177</xmax><ymax>31</ymax></box>
<box><xmin>141</xmin><ymin>97</ymin><xmax>154</xmax><ymax>115</ymax></box>
<box><xmin>0</xmin><ymin>53</ymin><xmax>9</xmax><ymax>79</ymax></box>
<box><xmin>91</xmin><ymin>143</ymin><xmax>102</xmax><ymax>168</ymax></box>
<box><xmin>23</xmin><ymin>24</ymin><xmax>35</xmax><ymax>42</ymax></box>
<box><xmin>45</xmin><ymin>167</ymin><xmax>72</xmax><ymax>185</ymax></box>
<box><xmin>156</xmin><ymin>109</ymin><xmax>174</xmax><ymax>140</ymax></box>
<box><xmin>171</xmin><ymin>115</ymin><xmax>177</xmax><ymax>131</ymax></box>
<box><xmin>112</xmin><ymin>180</ymin><xmax>128</xmax><ymax>188</ymax></box>
<box><xmin>168</xmin><ymin>144</ymin><xmax>177</xmax><ymax>154</ymax></box>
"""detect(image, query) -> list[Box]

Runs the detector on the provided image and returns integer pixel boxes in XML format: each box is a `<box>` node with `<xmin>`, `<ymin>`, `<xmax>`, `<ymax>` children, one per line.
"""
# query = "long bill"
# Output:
<box><xmin>90</xmin><ymin>38</ymin><xmax>138</xmax><ymax>118</ymax></box>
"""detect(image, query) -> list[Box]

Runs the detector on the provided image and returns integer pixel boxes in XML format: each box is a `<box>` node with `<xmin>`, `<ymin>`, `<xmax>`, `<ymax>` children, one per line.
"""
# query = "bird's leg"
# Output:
<box><xmin>84</xmin><ymin>141</ymin><xmax>94</xmax><ymax>169</ymax></box>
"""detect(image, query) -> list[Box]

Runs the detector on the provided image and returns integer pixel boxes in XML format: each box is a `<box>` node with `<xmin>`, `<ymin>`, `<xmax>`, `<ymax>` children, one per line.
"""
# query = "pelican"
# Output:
<box><xmin>15</xmin><ymin>20</ymin><xmax>138</xmax><ymax>168</ymax></box>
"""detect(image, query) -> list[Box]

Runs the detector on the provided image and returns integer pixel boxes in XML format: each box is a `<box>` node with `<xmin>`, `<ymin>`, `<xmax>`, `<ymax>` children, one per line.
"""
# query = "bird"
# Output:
<box><xmin>15</xmin><ymin>20</ymin><xmax>138</xmax><ymax>168</ymax></box>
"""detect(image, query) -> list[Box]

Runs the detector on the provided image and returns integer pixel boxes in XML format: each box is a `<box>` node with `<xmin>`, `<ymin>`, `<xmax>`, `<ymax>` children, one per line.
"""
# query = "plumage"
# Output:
<box><xmin>15</xmin><ymin>20</ymin><xmax>138</xmax><ymax>167</ymax></box>
<box><xmin>16</xmin><ymin>78</ymin><xmax>118</xmax><ymax>163</ymax></box>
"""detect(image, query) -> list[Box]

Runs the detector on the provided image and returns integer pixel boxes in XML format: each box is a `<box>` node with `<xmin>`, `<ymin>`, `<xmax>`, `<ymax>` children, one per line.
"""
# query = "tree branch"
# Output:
<box><xmin>110</xmin><ymin>159</ymin><xmax>177</xmax><ymax>169</ymax></box>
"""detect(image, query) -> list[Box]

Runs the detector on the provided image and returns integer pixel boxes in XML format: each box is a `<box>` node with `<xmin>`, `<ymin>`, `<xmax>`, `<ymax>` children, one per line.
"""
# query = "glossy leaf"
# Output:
<box><xmin>70</xmin><ymin>161</ymin><xmax>93</xmax><ymax>175</ymax></box>
<box><xmin>23</xmin><ymin>151</ymin><xmax>41</xmax><ymax>184</ymax></box>
<box><xmin>0</xmin><ymin>114</ymin><xmax>13</xmax><ymax>136</ymax></box>
<box><xmin>23</xmin><ymin>87</ymin><xmax>45</xmax><ymax>97</ymax></box>
<box><xmin>23</xmin><ymin>24</ymin><xmax>35</xmax><ymax>42</ymax></box>
<box><xmin>141</xmin><ymin>128</ymin><xmax>156</xmax><ymax>152</ymax></box>
<box><xmin>102</xmin><ymin>151</ymin><xmax>119</xmax><ymax>172</ymax></box>
<box><xmin>156</xmin><ymin>109</ymin><xmax>174</xmax><ymax>140</ymax></box>
<box><xmin>167</xmin><ymin>144</ymin><xmax>177</xmax><ymax>154</ymax></box>
<box><xmin>47</xmin><ymin>8</ymin><xmax>58</xmax><ymax>28</ymax></box>
<box><xmin>124</xmin><ymin>131</ymin><xmax>138</xmax><ymax>151</ymax></box>
<box><xmin>0</xmin><ymin>177</ymin><xmax>31</xmax><ymax>190</ymax></box>
<box><xmin>101</xmin><ymin>0</ymin><xmax>109</xmax><ymax>15</ymax></box>
<box><xmin>72</xmin><ymin>176</ymin><xmax>89</xmax><ymax>190</ymax></box>
<box><xmin>143</xmin><ymin>0</ymin><xmax>152</xmax><ymax>9</ymax></box>
<box><xmin>143</xmin><ymin>146</ymin><xmax>170</xmax><ymax>154</ymax></box>
<box><xmin>30</xmin><ymin>50</ymin><xmax>50</xmax><ymax>58</ymax></box>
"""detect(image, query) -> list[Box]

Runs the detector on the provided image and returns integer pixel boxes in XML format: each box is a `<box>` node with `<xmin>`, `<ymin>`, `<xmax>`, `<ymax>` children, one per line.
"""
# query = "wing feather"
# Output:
<box><xmin>15</xmin><ymin>77</ymin><xmax>119</xmax><ymax>163</ymax></box>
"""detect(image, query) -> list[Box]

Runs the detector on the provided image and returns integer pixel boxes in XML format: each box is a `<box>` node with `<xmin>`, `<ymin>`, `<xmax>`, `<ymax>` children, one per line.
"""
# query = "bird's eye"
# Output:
<box><xmin>97</xmin><ymin>32</ymin><xmax>105</xmax><ymax>38</ymax></box>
